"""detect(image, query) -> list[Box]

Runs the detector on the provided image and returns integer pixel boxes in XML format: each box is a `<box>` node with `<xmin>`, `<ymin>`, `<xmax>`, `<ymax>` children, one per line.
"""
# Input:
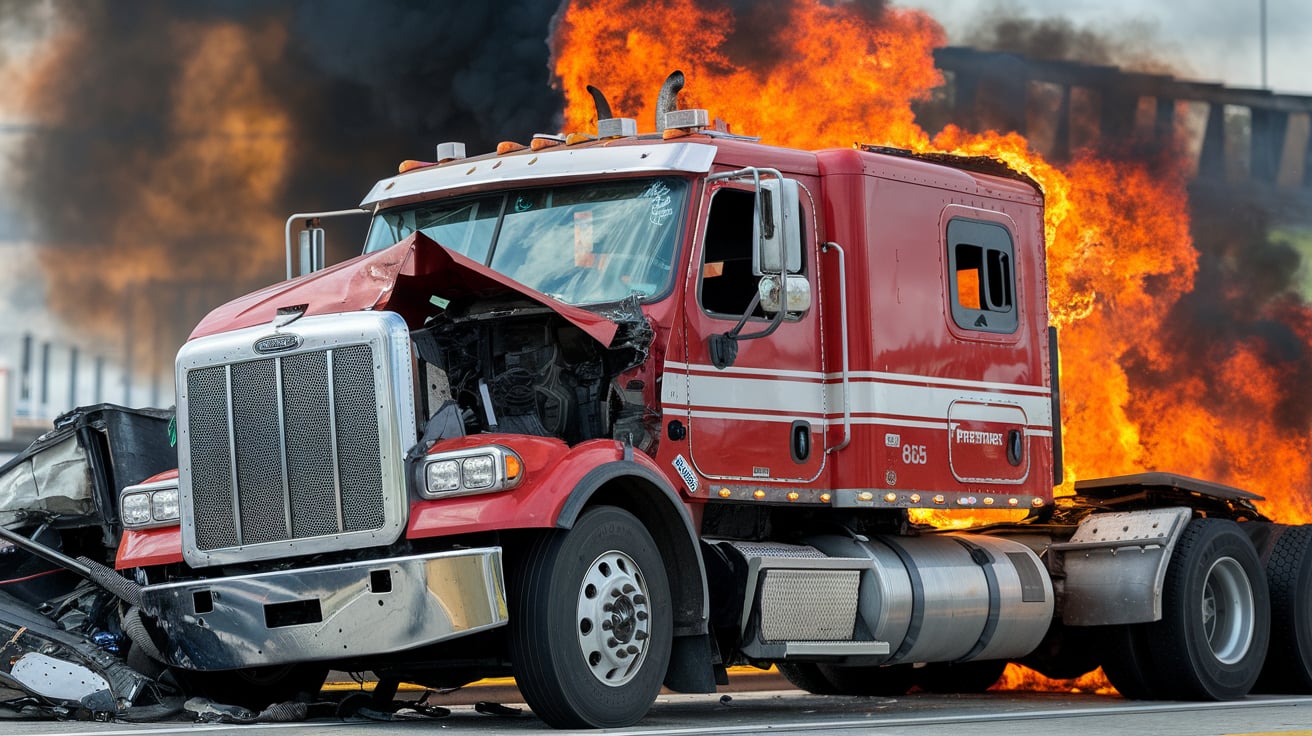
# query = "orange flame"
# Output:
<box><xmin>552</xmin><ymin>0</ymin><xmax>1312</xmax><ymax>526</ymax></box>
<box><xmin>552</xmin><ymin>0</ymin><xmax>1312</xmax><ymax>694</ymax></box>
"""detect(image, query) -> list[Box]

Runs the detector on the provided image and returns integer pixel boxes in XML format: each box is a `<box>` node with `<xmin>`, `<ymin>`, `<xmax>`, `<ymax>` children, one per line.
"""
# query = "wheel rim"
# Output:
<box><xmin>576</xmin><ymin>549</ymin><xmax>652</xmax><ymax>687</ymax></box>
<box><xmin>1201</xmin><ymin>556</ymin><xmax>1255</xmax><ymax>665</ymax></box>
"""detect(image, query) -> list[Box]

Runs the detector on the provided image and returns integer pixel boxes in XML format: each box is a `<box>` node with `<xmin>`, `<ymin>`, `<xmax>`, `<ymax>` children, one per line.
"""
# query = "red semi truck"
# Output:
<box><xmin>4</xmin><ymin>75</ymin><xmax>1309</xmax><ymax>728</ymax></box>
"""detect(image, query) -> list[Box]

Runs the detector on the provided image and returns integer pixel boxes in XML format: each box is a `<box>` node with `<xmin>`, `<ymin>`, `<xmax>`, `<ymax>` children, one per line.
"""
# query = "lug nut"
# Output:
<box><xmin>607</xmin><ymin>637</ymin><xmax>618</xmax><ymax>647</ymax></box>
<box><xmin>603</xmin><ymin>602</ymin><xmax>613</xmax><ymax>612</ymax></box>
<box><xmin>633</xmin><ymin>594</ymin><xmax>647</xmax><ymax>605</ymax></box>
<box><xmin>616</xmin><ymin>649</ymin><xmax>629</xmax><ymax>659</ymax></box>
<box><xmin>622</xmin><ymin>583</ymin><xmax>636</xmax><ymax>594</ymax></box>
<box><xmin>636</xmin><ymin>611</ymin><xmax>648</xmax><ymax>621</ymax></box>
<box><xmin>635</xmin><ymin>631</ymin><xmax>648</xmax><ymax>641</ymax></box>
<box><xmin>602</xmin><ymin>620</ymin><xmax>613</xmax><ymax>630</ymax></box>
<box><xmin>610</xmin><ymin>588</ymin><xmax>622</xmax><ymax>598</ymax></box>
<box><xmin>626</xmin><ymin>645</ymin><xmax>639</xmax><ymax>654</ymax></box>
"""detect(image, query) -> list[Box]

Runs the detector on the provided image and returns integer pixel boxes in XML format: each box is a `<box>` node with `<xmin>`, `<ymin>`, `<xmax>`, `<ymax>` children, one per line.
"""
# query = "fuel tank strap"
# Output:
<box><xmin>878</xmin><ymin>537</ymin><xmax>926</xmax><ymax>663</ymax></box>
<box><xmin>951</xmin><ymin>537</ymin><xmax>1001</xmax><ymax>662</ymax></box>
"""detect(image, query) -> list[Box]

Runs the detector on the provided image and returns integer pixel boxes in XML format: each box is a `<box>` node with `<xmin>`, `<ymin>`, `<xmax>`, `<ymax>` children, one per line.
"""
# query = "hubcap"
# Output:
<box><xmin>1200</xmin><ymin>556</ymin><xmax>1255</xmax><ymax>665</ymax></box>
<box><xmin>576</xmin><ymin>550</ymin><xmax>652</xmax><ymax>687</ymax></box>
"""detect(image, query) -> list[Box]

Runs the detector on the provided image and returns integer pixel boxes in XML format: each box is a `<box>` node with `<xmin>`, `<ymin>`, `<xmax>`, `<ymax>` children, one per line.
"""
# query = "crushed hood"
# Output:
<box><xmin>190</xmin><ymin>233</ymin><xmax>619</xmax><ymax>346</ymax></box>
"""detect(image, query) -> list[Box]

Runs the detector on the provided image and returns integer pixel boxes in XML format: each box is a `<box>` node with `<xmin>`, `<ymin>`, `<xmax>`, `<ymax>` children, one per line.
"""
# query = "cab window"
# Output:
<box><xmin>947</xmin><ymin>219</ymin><xmax>1017</xmax><ymax>334</ymax></box>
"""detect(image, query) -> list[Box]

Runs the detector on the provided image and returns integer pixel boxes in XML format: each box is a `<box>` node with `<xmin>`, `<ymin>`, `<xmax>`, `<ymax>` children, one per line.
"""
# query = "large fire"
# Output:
<box><xmin>551</xmin><ymin>0</ymin><xmax>1312</xmax><ymax>694</ymax></box>
<box><xmin>552</xmin><ymin>0</ymin><xmax>1312</xmax><ymax>523</ymax></box>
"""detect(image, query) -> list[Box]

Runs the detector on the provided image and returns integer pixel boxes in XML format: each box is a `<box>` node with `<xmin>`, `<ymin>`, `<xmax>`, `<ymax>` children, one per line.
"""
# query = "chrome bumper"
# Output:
<box><xmin>139</xmin><ymin>548</ymin><xmax>507</xmax><ymax>670</ymax></box>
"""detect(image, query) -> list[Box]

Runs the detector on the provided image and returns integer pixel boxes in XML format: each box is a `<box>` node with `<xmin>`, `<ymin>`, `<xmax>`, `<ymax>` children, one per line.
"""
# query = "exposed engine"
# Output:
<box><xmin>413</xmin><ymin>296</ymin><xmax>656</xmax><ymax>449</ymax></box>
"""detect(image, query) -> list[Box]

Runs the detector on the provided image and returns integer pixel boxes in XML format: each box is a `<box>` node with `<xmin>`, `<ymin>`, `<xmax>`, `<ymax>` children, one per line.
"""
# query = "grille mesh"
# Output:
<box><xmin>188</xmin><ymin>367</ymin><xmax>238</xmax><ymax>551</ymax></box>
<box><xmin>334</xmin><ymin>346</ymin><xmax>385</xmax><ymax>531</ymax></box>
<box><xmin>187</xmin><ymin>344</ymin><xmax>386</xmax><ymax>553</ymax></box>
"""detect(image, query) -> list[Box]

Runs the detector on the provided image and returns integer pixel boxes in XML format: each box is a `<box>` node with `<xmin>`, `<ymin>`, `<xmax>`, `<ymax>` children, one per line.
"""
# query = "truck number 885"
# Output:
<box><xmin>902</xmin><ymin>444</ymin><xmax>927</xmax><ymax>464</ymax></box>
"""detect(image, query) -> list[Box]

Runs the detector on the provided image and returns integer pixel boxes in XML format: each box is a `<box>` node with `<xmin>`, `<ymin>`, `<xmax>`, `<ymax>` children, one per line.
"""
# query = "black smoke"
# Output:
<box><xmin>6</xmin><ymin>0</ymin><xmax>566</xmax><ymax>377</ymax></box>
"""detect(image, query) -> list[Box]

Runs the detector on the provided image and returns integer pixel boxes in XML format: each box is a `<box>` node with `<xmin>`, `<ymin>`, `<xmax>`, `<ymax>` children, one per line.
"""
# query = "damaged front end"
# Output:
<box><xmin>414</xmin><ymin>292</ymin><xmax>659</xmax><ymax>453</ymax></box>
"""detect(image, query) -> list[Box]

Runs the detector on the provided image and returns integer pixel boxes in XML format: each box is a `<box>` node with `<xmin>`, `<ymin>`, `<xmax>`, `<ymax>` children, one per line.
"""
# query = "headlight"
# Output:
<box><xmin>461</xmin><ymin>455</ymin><xmax>495</xmax><ymax>489</ymax></box>
<box><xmin>419</xmin><ymin>446</ymin><xmax>523</xmax><ymax>500</ymax></box>
<box><xmin>122</xmin><ymin>493</ymin><xmax>152</xmax><ymax>526</ymax></box>
<box><xmin>120</xmin><ymin>479</ymin><xmax>181</xmax><ymax>529</ymax></box>
<box><xmin>426</xmin><ymin>460</ymin><xmax>461</xmax><ymax>493</ymax></box>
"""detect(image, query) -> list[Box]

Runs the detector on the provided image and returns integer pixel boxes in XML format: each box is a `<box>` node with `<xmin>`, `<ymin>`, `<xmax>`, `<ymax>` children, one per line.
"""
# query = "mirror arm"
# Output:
<box><xmin>283</xmin><ymin>208</ymin><xmax>371</xmax><ymax>280</ymax></box>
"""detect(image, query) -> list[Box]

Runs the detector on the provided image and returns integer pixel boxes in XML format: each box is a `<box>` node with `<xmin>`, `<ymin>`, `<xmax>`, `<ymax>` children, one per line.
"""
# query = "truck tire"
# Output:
<box><xmin>1099</xmin><ymin>623</ymin><xmax>1161</xmax><ymax>699</ymax></box>
<box><xmin>508</xmin><ymin>506</ymin><xmax>672</xmax><ymax>728</ymax></box>
<box><xmin>1145</xmin><ymin>518</ymin><xmax>1269</xmax><ymax>700</ymax></box>
<box><xmin>1255</xmin><ymin>525</ymin><xmax>1312</xmax><ymax>692</ymax></box>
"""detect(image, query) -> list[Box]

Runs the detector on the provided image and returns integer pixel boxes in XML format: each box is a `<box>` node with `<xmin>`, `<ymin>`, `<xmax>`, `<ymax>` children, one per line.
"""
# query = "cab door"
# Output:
<box><xmin>678</xmin><ymin>176</ymin><xmax>825</xmax><ymax>483</ymax></box>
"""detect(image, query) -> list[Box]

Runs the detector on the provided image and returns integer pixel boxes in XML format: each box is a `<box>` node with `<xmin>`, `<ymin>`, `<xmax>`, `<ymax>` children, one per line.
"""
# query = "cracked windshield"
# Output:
<box><xmin>365</xmin><ymin>177</ymin><xmax>687</xmax><ymax>305</ymax></box>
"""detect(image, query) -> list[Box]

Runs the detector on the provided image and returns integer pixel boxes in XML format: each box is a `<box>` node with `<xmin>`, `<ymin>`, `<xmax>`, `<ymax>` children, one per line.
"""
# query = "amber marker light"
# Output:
<box><xmin>504</xmin><ymin>454</ymin><xmax>522</xmax><ymax>482</ymax></box>
<box><xmin>753</xmin><ymin>490</ymin><xmax>767</xmax><ymax>500</ymax></box>
<box><xmin>786</xmin><ymin>491</ymin><xmax>800</xmax><ymax>502</ymax></box>
<box><xmin>884</xmin><ymin>493</ymin><xmax>897</xmax><ymax>503</ymax></box>
<box><xmin>819</xmin><ymin>493</ymin><xmax>832</xmax><ymax>503</ymax></box>
<box><xmin>857</xmin><ymin>491</ymin><xmax>874</xmax><ymax>502</ymax></box>
<box><xmin>497</xmin><ymin>141</ymin><xmax>527</xmax><ymax>154</ymax></box>
<box><xmin>397</xmin><ymin>160</ymin><xmax>431</xmax><ymax>173</ymax></box>
<box><xmin>718</xmin><ymin>488</ymin><xmax>732</xmax><ymax>498</ymax></box>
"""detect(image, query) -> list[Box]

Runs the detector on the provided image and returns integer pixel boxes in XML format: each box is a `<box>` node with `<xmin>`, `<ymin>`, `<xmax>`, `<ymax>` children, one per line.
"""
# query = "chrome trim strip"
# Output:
<box><xmin>224</xmin><ymin>365</ymin><xmax>242</xmax><ymax>544</ymax></box>
<box><xmin>274</xmin><ymin>356</ymin><xmax>292</xmax><ymax>536</ymax></box>
<box><xmin>326</xmin><ymin>349</ymin><xmax>344</xmax><ymax>534</ymax></box>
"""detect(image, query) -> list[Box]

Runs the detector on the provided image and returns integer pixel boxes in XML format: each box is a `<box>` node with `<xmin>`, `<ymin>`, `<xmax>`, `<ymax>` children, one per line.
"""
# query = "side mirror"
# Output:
<box><xmin>753</xmin><ymin>178</ymin><xmax>802</xmax><ymax>275</ymax></box>
<box><xmin>297</xmin><ymin>226</ymin><xmax>325</xmax><ymax>276</ymax></box>
<box><xmin>758</xmin><ymin>275</ymin><xmax>811</xmax><ymax>315</ymax></box>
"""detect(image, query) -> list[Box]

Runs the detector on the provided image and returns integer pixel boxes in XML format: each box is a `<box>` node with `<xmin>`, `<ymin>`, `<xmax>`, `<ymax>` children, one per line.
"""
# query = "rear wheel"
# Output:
<box><xmin>1255</xmin><ymin>525</ymin><xmax>1312</xmax><ymax>692</ymax></box>
<box><xmin>1146</xmin><ymin>518</ymin><xmax>1269</xmax><ymax>700</ymax></box>
<box><xmin>508</xmin><ymin>506</ymin><xmax>672</xmax><ymax>728</ymax></box>
<box><xmin>1100</xmin><ymin>623</ymin><xmax>1161</xmax><ymax>699</ymax></box>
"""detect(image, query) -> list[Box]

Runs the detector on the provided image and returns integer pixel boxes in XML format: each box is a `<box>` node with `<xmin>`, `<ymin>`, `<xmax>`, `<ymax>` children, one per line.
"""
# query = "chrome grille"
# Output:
<box><xmin>178</xmin><ymin>312</ymin><xmax>414</xmax><ymax>567</ymax></box>
<box><xmin>187</xmin><ymin>346</ymin><xmax>384</xmax><ymax>552</ymax></box>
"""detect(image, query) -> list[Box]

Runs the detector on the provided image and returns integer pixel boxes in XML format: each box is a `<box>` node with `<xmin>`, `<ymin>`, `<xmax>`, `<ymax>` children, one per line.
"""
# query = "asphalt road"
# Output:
<box><xmin>5</xmin><ymin>684</ymin><xmax>1312</xmax><ymax>736</ymax></box>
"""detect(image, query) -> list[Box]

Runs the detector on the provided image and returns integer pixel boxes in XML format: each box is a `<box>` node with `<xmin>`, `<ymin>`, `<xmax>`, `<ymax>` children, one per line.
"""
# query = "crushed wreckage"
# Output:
<box><xmin>0</xmin><ymin>405</ymin><xmax>419</xmax><ymax>723</ymax></box>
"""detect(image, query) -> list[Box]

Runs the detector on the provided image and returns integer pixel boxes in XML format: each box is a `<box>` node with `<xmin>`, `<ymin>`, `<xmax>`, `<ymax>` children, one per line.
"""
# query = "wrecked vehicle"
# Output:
<box><xmin>3</xmin><ymin>74</ymin><xmax>1311</xmax><ymax>729</ymax></box>
<box><xmin>0</xmin><ymin>405</ymin><xmax>173</xmax><ymax>718</ymax></box>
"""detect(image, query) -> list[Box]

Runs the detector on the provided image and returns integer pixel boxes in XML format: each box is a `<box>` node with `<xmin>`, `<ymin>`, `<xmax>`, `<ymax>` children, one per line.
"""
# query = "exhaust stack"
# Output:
<box><xmin>656</xmin><ymin>70</ymin><xmax>685</xmax><ymax>131</ymax></box>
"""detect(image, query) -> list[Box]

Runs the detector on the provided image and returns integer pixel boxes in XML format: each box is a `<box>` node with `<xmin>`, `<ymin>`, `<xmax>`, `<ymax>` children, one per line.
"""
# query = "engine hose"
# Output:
<box><xmin>122</xmin><ymin>605</ymin><xmax>168</xmax><ymax>665</ymax></box>
<box><xmin>77</xmin><ymin>555</ymin><xmax>144</xmax><ymax>607</ymax></box>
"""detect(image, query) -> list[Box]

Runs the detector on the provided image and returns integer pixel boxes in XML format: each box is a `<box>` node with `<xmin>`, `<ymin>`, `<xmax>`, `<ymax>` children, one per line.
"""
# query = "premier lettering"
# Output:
<box><xmin>955</xmin><ymin>428</ymin><xmax>1006</xmax><ymax>446</ymax></box>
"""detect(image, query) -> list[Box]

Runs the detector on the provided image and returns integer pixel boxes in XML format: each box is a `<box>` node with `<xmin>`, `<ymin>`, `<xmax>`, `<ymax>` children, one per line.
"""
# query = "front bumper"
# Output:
<box><xmin>139</xmin><ymin>547</ymin><xmax>507</xmax><ymax>670</ymax></box>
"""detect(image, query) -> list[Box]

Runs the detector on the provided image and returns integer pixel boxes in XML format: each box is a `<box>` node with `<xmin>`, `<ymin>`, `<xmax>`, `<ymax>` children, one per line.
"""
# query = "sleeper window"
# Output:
<box><xmin>947</xmin><ymin>219</ymin><xmax>1017</xmax><ymax>334</ymax></box>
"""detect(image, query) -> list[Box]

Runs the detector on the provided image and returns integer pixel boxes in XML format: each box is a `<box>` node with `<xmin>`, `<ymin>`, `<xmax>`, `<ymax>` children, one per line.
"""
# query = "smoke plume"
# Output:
<box><xmin>6</xmin><ymin>0</ymin><xmax>565</xmax><ymax>380</ymax></box>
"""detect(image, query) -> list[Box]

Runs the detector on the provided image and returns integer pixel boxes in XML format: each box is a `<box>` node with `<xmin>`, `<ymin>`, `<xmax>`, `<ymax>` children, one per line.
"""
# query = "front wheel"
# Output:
<box><xmin>508</xmin><ymin>506</ymin><xmax>672</xmax><ymax>728</ymax></box>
